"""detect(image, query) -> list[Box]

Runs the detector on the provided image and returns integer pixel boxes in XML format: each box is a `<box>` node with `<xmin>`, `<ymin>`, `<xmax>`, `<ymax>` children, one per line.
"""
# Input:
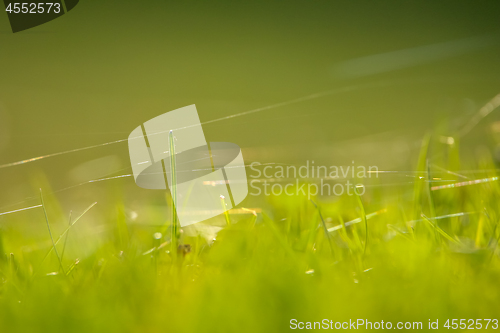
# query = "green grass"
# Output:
<box><xmin>1</xmin><ymin>131</ymin><xmax>500</xmax><ymax>332</ymax></box>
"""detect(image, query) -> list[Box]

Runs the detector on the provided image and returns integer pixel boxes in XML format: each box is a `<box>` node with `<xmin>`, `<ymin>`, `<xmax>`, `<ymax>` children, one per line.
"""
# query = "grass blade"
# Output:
<box><xmin>421</xmin><ymin>214</ymin><xmax>460</xmax><ymax>245</ymax></box>
<box><xmin>40</xmin><ymin>188</ymin><xmax>66</xmax><ymax>276</ymax></box>
<box><xmin>220</xmin><ymin>195</ymin><xmax>231</xmax><ymax>226</ymax></box>
<box><xmin>310</xmin><ymin>200</ymin><xmax>334</xmax><ymax>255</ymax></box>
<box><xmin>169</xmin><ymin>130</ymin><xmax>179</xmax><ymax>259</ymax></box>
<box><xmin>354</xmin><ymin>185</ymin><xmax>368</xmax><ymax>255</ymax></box>
<box><xmin>41</xmin><ymin>202</ymin><xmax>97</xmax><ymax>264</ymax></box>
<box><xmin>412</xmin><ymin>134</ymin><xmax>430</xmax><ymax>221</ymax></box>
<box><xmin>262</xmin><ymin>213</ymin><xmax>297</xmax><ymax>261</ymax></box>
<box><xmin>60</xmin><ymin>210</ymin><xmax>72</xmax><ymax>262</ymax></box>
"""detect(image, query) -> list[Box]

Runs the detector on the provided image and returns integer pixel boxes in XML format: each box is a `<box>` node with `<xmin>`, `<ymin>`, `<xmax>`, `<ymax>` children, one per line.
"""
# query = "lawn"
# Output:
<box><xmin>1</xmin><ymin>106</ymin><xmax>500</xmax><ymax>332</ymax></box>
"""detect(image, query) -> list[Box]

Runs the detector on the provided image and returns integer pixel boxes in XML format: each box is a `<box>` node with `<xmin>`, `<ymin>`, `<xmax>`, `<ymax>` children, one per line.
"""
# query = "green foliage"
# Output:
<box><xmin>1</xmin><ymin>133</ymin><xmax>500</xmax><ymax>332</ymax></box>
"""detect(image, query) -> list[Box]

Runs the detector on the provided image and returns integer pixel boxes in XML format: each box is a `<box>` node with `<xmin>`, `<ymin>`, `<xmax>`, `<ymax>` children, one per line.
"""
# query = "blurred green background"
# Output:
<box><xmin>0</xmin><ymin>0</ymin><xmax>500</xmax><ymax>246</ymax></box>
<box><xmin>1</xmin><ymin>4</ymin><xmax>499</xmax><ymax>157</ymax></box>
<box><xmin>0</xmin><ymin>1</ymin><xmax>500</xmax><ymax>244</ymax></box>
<box><xmin>0</xmin><ymin>1</ymin><xmax>500</xmax><ymax>231</ymax></box>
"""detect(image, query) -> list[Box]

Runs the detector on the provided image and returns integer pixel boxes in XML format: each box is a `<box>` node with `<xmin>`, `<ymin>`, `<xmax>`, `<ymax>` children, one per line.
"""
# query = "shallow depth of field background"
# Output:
<box><xmin>1</xmin><ymin>1</ymin><xmax>500</xmax><ymax>332</ymax></box>
<box><xmin>0</xmin><ymin>1</ymin><xmax>499</xmax><ymax>213</ymax></box>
